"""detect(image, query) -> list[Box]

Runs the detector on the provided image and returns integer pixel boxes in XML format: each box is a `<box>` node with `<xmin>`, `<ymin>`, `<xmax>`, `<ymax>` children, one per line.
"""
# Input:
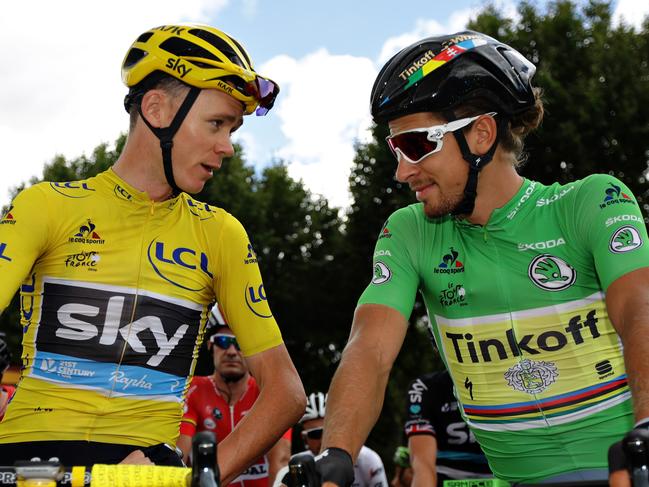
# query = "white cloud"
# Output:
<box><xmin>0</xmin><ymin>0</ymin><xmax>227</xmax><ymax>206</ymax></box>
<box><xmin>260</xmin><ymin>49</ymin><xmax>377</xmax><ymax>209</ymax></box>
<box><xmin>377</xmin><ymin>1</ymin><xmax>521</xmax><ymax>64</ymax></box>
<box><xmin>613</xmin><ymin>0</ymin><xmax>649</xmax><ymax>29</ymax></box>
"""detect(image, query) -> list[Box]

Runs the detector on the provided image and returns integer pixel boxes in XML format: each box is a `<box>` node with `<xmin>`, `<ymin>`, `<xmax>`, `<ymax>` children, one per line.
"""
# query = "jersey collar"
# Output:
<box><xmin>487</xmin><ymin>178</ymin><xmax>538</xmax><ymax>227</ymax></box>
<box><xmin>101</xmin><ymin>168</ymin><xmax>181</xmax><ymax>207</ymax></box>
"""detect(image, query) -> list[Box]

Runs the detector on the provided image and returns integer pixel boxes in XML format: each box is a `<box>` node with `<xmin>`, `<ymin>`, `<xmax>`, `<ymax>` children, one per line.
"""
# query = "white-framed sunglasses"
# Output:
<box><xmin>386</xmin><ymin>112</ymin><xmax>497</xmax><ymax>164</ymax></box>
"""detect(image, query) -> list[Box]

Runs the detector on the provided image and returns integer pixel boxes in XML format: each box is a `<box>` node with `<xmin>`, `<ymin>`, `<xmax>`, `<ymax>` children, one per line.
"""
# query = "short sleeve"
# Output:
<box><xmin>571</xmin><ymin>175</ymin><xmax>649</xmax><ymax>290</ymax></box>
<box><xmin>357</xmin><ymin>207</ymin><xmax>420</xmax><ymax>320</ymax></box>
<box><xmin>0</xmin><ymin>184</ymin><xmax>50</xmax><ymax>312</ymax></box>
<box><xmin>213</xmin><ymin>214</ymin><xmax>283</xmax><ymax>356</ymax></box>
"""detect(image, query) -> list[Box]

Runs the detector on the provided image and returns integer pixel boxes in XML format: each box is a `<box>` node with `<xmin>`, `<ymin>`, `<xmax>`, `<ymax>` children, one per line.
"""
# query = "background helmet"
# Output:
<box><xmin>371</xmin><ymin>30</ymin><xmax>536</xmax><ymax>124</ymax></box>
<box><xmin>205</xmin><ymin>304</ymin><xmax>229</xmax><ymax>342</ymax></box>
<box><xmin>0</xmin><ymin>333</ymin><xmax>11</xmax><ymax>374</ymax></box>
<box><xmin>301</xmin><ymin>391</ymin><xmax>327</xmax><ymax>422</ymax></box>
<box><xmin>393</xmin><ymin>446</ymin><xmax>411</xmax><ymax>469</ymax></box>
<box><xmin>122</xmin><ymin>24</ymin><xmax>279</xmax><ymax>115</ymax></box>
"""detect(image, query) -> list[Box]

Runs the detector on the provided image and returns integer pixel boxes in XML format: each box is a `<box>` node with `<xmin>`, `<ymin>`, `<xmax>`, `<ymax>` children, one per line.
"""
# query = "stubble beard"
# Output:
<box><xmin>220</xmin><ymin>370</ymin><xmax>246</xmax><ymax>383</ymax></box>
<box><xmin>422</xmin><ymin>189</ymin><xmax>465</xmax><ymax>218</ymax></box>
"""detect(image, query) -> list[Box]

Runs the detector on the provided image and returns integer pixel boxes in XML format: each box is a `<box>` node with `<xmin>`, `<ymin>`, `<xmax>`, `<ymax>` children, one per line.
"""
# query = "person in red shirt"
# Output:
<box><xmin>0</xmin><ymin>334</ymin><xmax>15</xmax><ymax>422</ymax></box>
<box><xmin>178</xmin><ymin>310</ymin><xmax>291</xmax><ymax>486</ymax></box>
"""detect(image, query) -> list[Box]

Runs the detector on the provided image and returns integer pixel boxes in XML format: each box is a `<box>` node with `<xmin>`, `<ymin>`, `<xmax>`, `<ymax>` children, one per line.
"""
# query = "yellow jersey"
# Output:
<box><xmin>0</xmin><ymin>168</ymin><xmax>282</xmax><ymax>446</ymax></box>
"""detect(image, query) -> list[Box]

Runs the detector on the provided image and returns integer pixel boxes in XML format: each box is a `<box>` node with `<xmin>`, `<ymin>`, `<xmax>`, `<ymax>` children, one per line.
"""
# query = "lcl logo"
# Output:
<box><xmin>147</xmin><ymin>239</ymin><xmax>213</xmax><ymax>291</ymax></box>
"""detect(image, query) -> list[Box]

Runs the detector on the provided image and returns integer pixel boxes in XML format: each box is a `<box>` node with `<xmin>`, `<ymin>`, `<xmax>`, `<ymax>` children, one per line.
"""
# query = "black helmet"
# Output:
<box><xmin>371</xmin><ymin>30</ymin><xmax>536</xmax><ymax>124</ymax></box>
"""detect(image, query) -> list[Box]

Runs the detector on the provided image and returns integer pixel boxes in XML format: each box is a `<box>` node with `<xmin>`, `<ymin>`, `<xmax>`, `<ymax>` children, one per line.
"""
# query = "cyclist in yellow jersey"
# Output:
<box><xmin>0</xmin><ymin>23</ymin><xmax>306</xmax><ymax>480</ymax></box>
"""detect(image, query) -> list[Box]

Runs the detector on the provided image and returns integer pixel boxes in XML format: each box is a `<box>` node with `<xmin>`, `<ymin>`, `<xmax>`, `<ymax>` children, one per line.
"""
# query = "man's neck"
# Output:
<box><xmin>112</xmin><ymin>138</ymin><xmax>174</xmax><ymax>202</ymax></box>
<box><xmin>212</xmin><ymin>372</ymin><xmax>250</xmax><ymax>405</ymax></box>
<box><xmin>465</xmin><ymin>154</ymin><xmax>524</xmax><ymax>226</ymax></box>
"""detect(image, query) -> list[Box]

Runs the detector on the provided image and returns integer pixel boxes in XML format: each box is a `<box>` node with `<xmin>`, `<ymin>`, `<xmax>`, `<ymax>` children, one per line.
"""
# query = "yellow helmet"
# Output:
<box><xmin>122</xmin><ymin>24</ymin><xmax>279</xmax><ymax>115</ymax></box>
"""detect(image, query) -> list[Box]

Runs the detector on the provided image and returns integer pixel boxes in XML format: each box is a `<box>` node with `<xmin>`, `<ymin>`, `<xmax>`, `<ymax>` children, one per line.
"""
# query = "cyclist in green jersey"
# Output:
<box><xmin>306</xmin><ymin>31</ymin><xmax>649</xmax><ymax>487</ymax></box>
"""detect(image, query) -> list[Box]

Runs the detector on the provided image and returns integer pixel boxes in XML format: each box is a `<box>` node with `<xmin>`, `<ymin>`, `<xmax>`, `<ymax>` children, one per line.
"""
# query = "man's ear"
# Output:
<box><xmin>139</xmin><ymin>89</ymin><xmax>169</xmax><ymax>128</ymax></box>
<box><xmin>467</xmin><ymin>114</ymin><xmax>498</xmax><ymax>156</ymax></box>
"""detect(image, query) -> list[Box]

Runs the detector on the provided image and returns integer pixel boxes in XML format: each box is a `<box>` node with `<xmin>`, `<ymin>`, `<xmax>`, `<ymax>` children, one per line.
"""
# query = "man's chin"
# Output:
<box><xmin>220</xmin><ymin>371</ymin><xmax>246</xmax><ymax>383</ymax></box>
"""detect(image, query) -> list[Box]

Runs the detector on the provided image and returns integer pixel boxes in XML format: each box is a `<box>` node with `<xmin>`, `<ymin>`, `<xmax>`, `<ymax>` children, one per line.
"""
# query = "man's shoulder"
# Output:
<box><xmin>188</xmin><ymin>375</ymin><xmax>213</xmax><ymax>391</ymax></box>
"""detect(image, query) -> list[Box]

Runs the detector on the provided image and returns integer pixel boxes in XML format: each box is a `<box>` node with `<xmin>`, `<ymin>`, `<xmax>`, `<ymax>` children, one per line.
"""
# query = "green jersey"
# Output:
<box><xmin>359</xmin><ymin>175</ymin><xmax>649</xmax><ymax>483</ymax></box>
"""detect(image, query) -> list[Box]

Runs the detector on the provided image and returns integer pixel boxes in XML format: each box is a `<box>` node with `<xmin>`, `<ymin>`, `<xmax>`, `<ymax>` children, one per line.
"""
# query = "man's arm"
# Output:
<box><xmin>216</xmin><ymin>343</ymin><xmax>305</xmax><ymax>485</ymax></box>
<box><xmin>177</xmin><ymin>433</ymin><xmax>193</xmax><ymax>465</ymax></box>
<box><xmin>606</xmin><ymin>267</ymin><xmax>649</xmax><ymax>420</ymax></box>
<box><xmin>322</xmin><ymin>303</ymin><xmax>408</xmax><ymax>460</ymax></box>
<box><xmin>267</xmin><ymin>434</ymin><xmax>291</xmax><ymax>484</ymax></box>
<box><xmin>409</xmin><ymin>435</ymin><xmax>438</xmax><ymax>487</ymax></box>
<box><xmin>606</xmin><ymin>268</ymin><xmax>649</xmax><ymax>487</ymax></box>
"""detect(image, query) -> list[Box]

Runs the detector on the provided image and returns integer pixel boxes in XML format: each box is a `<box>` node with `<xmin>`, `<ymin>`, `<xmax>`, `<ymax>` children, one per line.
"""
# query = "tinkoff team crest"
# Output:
<box><xmin>504</xmin><ymin>359</ymin><xmax>558</xmax><ymax>394</ymax></box>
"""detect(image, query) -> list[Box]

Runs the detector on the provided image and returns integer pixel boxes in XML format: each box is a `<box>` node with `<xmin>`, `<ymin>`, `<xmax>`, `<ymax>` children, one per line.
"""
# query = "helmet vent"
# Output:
<box><xmin>123</xmin><ymin>47</ymin><xmax>147</xmax><ymax>69</ymax></box>
<box><xmin>189</xmin><ymin>28</ymin><xmax>247</xmax><ymax>68</ymax></box>
<box><xmin>159</xmin><ymin>37</ymin><xmax>220</xmax><ymax>62</ymax></box>
<box><xmin>136</xmin><ymin>32</ymin><xmax>154</xmax><ymax>43</ymax></box>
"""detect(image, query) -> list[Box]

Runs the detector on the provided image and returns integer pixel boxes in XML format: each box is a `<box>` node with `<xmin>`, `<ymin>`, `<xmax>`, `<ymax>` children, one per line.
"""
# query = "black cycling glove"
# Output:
<box><xmin>314</xmin><ymin>448</ymin><xmax>354</xmax><ymax>487</ymax></box>
<box><xmin>608</xmin><ymin>421</ymin><xmax>649</xmax><ymax>476</ymax></box>
<box><xmin>284</xmin><ymin>448</ymin><xmax>354</xmax><ymax>487</ymax></box>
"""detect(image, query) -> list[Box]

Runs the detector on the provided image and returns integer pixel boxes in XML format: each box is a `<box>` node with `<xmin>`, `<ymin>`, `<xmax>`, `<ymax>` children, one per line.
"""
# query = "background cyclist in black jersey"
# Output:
<box><xmin>404</xmin><ymin>369</ymin><xmax>491</xmax><ymax>486</ymax></box>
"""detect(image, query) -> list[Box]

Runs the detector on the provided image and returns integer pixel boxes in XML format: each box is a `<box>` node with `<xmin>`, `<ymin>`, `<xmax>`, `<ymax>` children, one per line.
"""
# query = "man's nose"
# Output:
<box><xmin>394</xmin><ymin>155</ymin><xmax>419</xmax><ymax>183</ymax></box>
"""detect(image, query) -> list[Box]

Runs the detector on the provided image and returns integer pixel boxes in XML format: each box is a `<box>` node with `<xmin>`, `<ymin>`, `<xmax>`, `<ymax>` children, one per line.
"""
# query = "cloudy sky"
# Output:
<box><xmin>1</xmin><ymin>0</ymin><xmax>646</xmax><ymax>210</ymax></box>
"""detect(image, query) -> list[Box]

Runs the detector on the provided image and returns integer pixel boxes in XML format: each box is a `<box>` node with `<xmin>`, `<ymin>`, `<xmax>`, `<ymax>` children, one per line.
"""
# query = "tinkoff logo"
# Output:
<box><xmin>0</xmin><ymin>205</ymin><xmax>16</xmax><ymax>225</ymax></box>
<box><xmin>378</xmin><ymin>220</ymin><xmax>392</xmax><ymax>239</ymax></box>
<box><xmin>244</xmin><ymin>243</ymin><xmax>258</xmax><ymax>264</ymax></box>
<box><xmin>69</xmin><ymin>219</ymin><xmax>105</xmax><ymax>244</ymax></box>
<box><xmin>528</xmin><ymin>254</ymin><xmax>576</xmax><ymax>291</ymax></box>
<box><xmin>610</xmin><ymin>226</ymin><xmax>643</xmax><ymax>253</ymax></box>
<box><xmin>434</xmin><ymin>248</ymin><xmax>464</xmax><ymax>274</ymax></box>
<box><xmin>599</xmin><ymin>182</ymin><xmax>635</xmax><ymax>209</ymax></box>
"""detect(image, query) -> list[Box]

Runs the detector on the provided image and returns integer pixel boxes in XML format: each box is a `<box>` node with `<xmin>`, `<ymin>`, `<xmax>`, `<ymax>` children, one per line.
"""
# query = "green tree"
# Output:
<box><xmin>469</xmin><ymin>0</ymin><xmax>649</xmax><ymax>212</ymax></box>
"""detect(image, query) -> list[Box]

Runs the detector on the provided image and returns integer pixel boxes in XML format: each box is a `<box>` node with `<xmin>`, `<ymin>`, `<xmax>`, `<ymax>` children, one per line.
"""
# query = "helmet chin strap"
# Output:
<box><xmin>443</xmin><ymin>110</ymin><xmax>504</xmax><ymax>216</ymax></box>
<box><xmin>137</xmin><ymin>87</ymin><xmax>201</xmax><ymax>196</ymax></box>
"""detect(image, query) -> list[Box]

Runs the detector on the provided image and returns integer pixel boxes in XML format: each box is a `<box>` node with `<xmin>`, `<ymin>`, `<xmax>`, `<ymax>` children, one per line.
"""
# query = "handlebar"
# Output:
<box><xmin>0</xmin><ymin>432</ymin><xmax>220</xmax><ymax>487</ymax></box>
